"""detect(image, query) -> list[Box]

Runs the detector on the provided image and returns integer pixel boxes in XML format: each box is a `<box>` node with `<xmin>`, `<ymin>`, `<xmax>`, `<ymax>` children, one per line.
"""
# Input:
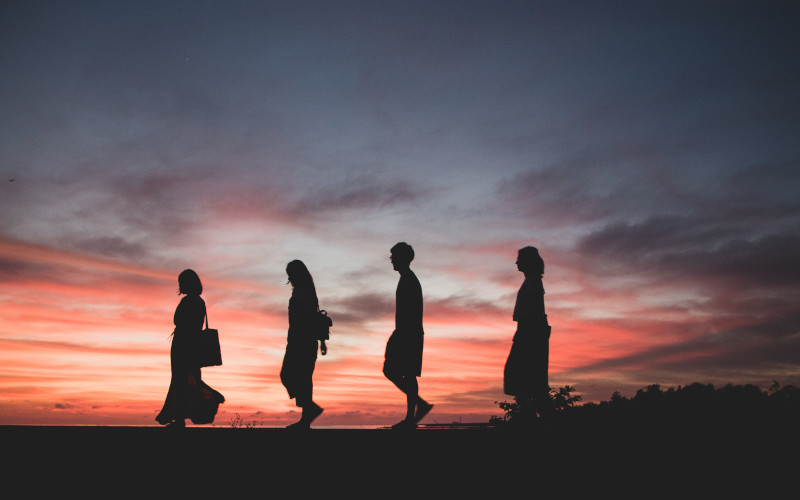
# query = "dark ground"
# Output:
<box><xmin>4</xmin><ymin>417</ymin><xmax>796</xmax><ymax>496</ymax></box>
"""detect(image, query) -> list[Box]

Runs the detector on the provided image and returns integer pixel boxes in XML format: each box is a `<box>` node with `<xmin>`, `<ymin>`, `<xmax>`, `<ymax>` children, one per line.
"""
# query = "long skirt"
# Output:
<box><xmin>280</xmin><ymin>340</ymin><xmax>318</xmax><ymax>407</ymax></box>
<box><xmin>156</xmin><ymin>341</ymin><xmax>224</xmax><ymax>425</ymax></box>
<box><xmin>503</xmin><ymin>326</ymin><xmax>549</xmax><ymax>398</ymax></box>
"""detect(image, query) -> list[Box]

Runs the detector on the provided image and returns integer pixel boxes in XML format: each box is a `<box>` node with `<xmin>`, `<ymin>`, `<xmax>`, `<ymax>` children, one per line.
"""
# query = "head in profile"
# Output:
<box><xmin>286</xmin><ymin>259</ymin><xmax>315</xmax><ymax>290</ymax></box>
<box><xmin>390</xmin><ymin>242</ymin><xmax>414</xmax><ymax>272</ymax></box>
<box><xmin>516</xmin><ymin>246</ymin><xmax>544</xmax><ymax>278</ymax></box>
<box><xmin>178</xmin><ymin>269</ymin><xmax>203</xmax><ymax>296</ymax></box>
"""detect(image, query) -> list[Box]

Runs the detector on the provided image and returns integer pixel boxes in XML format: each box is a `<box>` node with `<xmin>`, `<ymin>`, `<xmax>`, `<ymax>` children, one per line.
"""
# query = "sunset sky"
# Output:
<box><xmin>1</xmin><ymin>1</ymin><xmax>799</xmax><ymax>426</ymax></box>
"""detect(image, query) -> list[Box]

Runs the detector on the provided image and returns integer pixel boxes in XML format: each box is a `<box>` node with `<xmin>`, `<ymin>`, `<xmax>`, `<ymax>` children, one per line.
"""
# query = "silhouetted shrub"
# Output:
<box><xmin>491</xmin><ymin>381</ymin><xmax>800</xmax><ymax>428</ymax></box>
<box><xmin>491</xmin><ymin>385</ymin><xmax>581</xmax><ymax>426</ymax></box>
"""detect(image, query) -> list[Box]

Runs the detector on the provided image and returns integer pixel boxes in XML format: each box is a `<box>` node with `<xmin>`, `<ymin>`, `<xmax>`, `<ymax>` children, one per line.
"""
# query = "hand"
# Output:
<box><xmin>320</xmin><ymin>340</ymin><xmax>327</xmax><ymax>356</ymax></box>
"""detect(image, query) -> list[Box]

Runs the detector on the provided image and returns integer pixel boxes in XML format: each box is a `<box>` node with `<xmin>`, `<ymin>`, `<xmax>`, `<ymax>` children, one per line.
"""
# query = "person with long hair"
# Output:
<box><xmin>156</xmin><ymin>269</ymin><xmax>224</xmax><ymax>429</ymax></box>
<box><xmin>280</xmin><ymin>260</ymin><xmax>327</xmax><ymax>429</ymax></box>
<box><xmin>504</xmin><ymin>246</ymin><xmax>552</xmax><ymax>421</ymax></box>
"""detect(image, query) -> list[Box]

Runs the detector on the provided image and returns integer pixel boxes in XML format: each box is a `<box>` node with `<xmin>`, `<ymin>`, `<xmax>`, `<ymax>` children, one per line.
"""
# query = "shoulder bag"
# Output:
<box><xmin>198</xmin><ymin>310</ymin><xmax>222</xmax><ymax>367</ymax></box>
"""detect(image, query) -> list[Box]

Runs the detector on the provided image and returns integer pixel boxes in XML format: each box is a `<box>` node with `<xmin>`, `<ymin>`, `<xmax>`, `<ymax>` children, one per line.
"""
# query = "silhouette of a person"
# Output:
<box><xmin>383</xmin><ymin>242</ymin><xmax>433</xmax><ymax>429</ymax></box>
<box><xmin>280</xmin><ymin>260</ymin><xmax>326</xmax><ymax>429</ymax></box>
<box><xmin>156</xmin><ymin>269</ymin><xmax>224</xmax><ymax>429</ymax></box>
<box><xmin>504</xmin><ymin>246</ymin><xmax>551</xmax><ymax>421</ymax></box>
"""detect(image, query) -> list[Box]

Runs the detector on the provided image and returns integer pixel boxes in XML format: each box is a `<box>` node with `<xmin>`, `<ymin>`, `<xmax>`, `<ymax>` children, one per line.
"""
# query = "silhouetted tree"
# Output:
<box><xmin>491</xmin><ymin>385</ymin><xmax>581</xmax><ymax>426</ymax></box>
<box><xmin>492</xmin><ymin>381</ymin><xmax>800</xmax><ymax>428</ymax></box>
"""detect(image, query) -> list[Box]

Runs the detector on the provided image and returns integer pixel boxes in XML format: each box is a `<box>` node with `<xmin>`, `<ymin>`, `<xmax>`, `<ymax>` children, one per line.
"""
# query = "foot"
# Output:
<box><xmin>165</xmin><ymin>420</ymin><xmax>185</xmax><ymax>430</ymax></box>
<box><xmin>391</xmin><ymin>418</ymin><xmax>416</xmax><ymax>430</ymax></box>
<box><xmin>415</xmin><ymin>401</ymin><xmax>434</xmax><ymax>423</ymax></box>
<box><xmin>287</xmin><ymin>404</ymin><xmax>324</xmax><ymax>430</ymax></box>
<box><xmin>305</xmin><ymin>404</ymin><xmax>324</xmax><ymax>425</ymax></box>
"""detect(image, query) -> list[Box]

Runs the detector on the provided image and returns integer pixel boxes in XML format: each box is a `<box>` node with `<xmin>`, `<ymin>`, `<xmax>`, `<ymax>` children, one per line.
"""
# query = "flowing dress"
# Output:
<box><xmin>156</xmin><ymin>294</ymin><xmax>224</xmax><ymax>425</ymax></box>
<box><xmin>503</xmin><ymin>277</ymin><xmax>550</xmax><ymax>397</ymax></box>
<box><xmin>280</xmin><ymin>286</ymin><xmax>319</xmax><ymax>407</ymax></box>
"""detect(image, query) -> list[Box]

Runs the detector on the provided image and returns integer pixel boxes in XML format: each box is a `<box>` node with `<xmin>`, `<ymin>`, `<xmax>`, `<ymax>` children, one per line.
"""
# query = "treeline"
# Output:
<box><xmin>492</xmin><ymin>381</ymin><xmax>800</xmax><ymax>427</ymax></box>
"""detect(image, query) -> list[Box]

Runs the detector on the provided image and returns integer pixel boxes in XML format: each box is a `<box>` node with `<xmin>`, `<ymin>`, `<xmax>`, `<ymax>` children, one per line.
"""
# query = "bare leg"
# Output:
<box><xmin>385</xmin><ymin>370</ymin><xmax>431</xmax><ymax>427</ymax></box>
<box><xmin>404</xmin><ymin>376</ymin><xmax>418</xmax><ymax>421</ymax></box>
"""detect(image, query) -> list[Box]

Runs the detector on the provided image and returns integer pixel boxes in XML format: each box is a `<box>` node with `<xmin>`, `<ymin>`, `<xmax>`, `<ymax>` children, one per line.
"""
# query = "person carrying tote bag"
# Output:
<box><xmin>156</xmin><ymin>269</ymin><xmax>225</xmax><ymax>429</ymax></box>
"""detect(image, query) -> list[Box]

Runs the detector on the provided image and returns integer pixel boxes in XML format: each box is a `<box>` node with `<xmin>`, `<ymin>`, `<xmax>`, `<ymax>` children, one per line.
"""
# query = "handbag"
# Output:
<box><xmin>197</xmin><ymin>311</ymin><xmax>222</xmax><ymax>367</ymax></box>
<box><xmin>313</xmin><ymin>309</ymin><xmax>333</xmax><ymax>341</ymax></box>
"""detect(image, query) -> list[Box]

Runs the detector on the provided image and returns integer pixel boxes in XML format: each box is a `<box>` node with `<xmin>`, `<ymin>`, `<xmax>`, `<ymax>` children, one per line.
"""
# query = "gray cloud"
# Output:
<box><xmin>572</xmin><ymin>308</ymin><xmax>800</xmax><ymax>381</ymax></box>
<box><xmin>497</xmin><ymin>152</ymin><xmax>675</xmax><ymax>227</ymax></box>
<box><xmin>425</xmin><ymin>294</ymin><xmax>507</xmax><ymax>320</ymax></box>
<box><xmin>577</xmin><ymin>216</ymin><xmax>800</xmax><ymax>290</ymax></box>
<box><xmin>59</xmin><ymin>237</ymin><xmax>150</xmax><ymax>263</ymax></box>
<box><xmin>327</xmin><ymin>292</ymin><xmax>395</xmax><ymax>326</ymax></box>
<box><xmin>291</xmin><ymin>176</ymin><xmax>426</xmax><ymax>217</ymax></box>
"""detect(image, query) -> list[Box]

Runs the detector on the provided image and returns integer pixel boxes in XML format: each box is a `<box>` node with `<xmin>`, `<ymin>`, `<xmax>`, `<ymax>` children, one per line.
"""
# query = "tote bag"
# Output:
<box><xmin>198</xmin><ymin>311</ymin><xmax>222</xmax><ymax>367</ymax></box>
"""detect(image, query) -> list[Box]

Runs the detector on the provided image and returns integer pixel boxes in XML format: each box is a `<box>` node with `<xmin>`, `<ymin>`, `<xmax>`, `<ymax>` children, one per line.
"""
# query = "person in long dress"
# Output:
<box><xmin>156</xmin><ymin>269</ymin><xmax>224</xmax><ymax>429</ymax></box>
<box><xmin>383</xmin><ymin>242</ymin><xmax>433</xmax><ymax>429</ymax></box>
<box><xmin>280</xmin><ymin>260</ymin><xmax>327</xmax><ymax>429</ymax></box>
<box><xmin>503</xmin><ymin>246</ymin><xmax>551</xmax><ymax>420</ymax></box>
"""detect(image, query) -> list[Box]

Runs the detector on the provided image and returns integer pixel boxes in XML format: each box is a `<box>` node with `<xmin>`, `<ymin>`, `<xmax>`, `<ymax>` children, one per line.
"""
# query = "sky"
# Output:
<box><xmin>1</xmin><ymin>0</ymin><xmax>799</xmax><ymax>427</ymax></box>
